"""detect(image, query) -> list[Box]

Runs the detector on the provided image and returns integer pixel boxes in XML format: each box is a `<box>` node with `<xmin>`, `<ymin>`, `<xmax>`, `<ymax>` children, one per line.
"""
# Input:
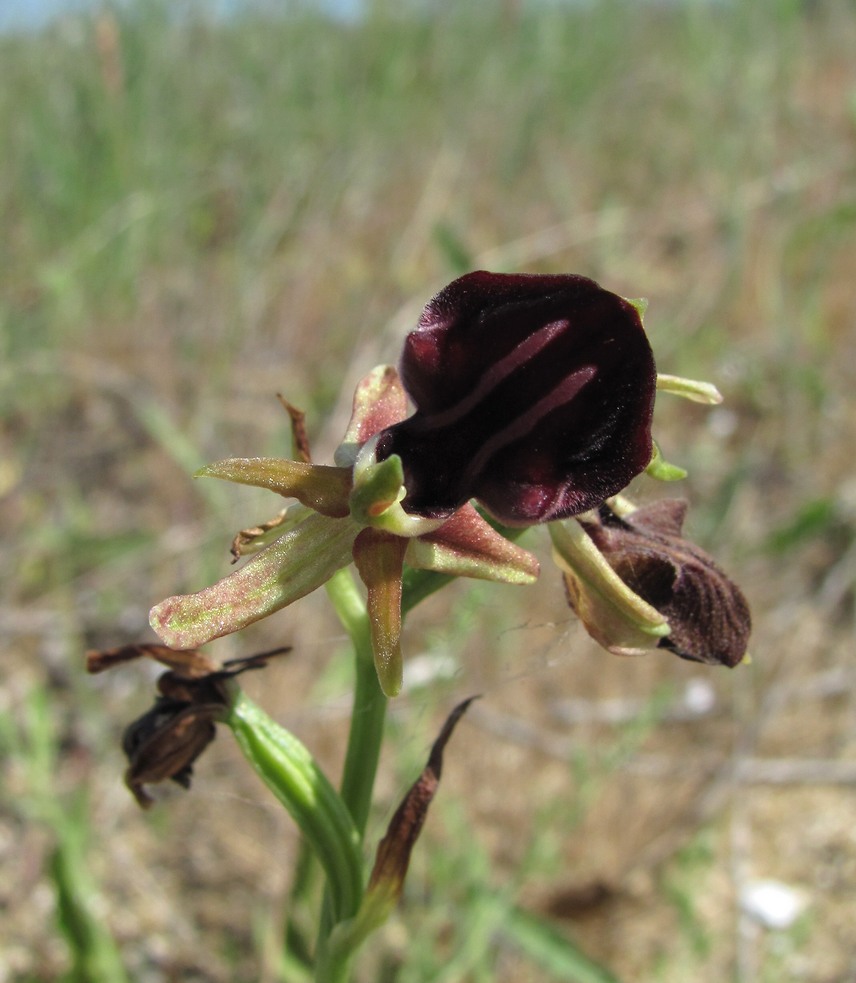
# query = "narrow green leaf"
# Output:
<box><xmin>228</xmin><ymin>692</ymin><xmax>363</xmax><ymax>924</ymax></box>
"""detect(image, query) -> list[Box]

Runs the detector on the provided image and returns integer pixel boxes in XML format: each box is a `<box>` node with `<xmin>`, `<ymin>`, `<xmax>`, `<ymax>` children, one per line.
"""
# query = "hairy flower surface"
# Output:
<box><xmin>373</xmin><ymin>271</ymin><xmax>657</xmax><ymax>524</ymax></box>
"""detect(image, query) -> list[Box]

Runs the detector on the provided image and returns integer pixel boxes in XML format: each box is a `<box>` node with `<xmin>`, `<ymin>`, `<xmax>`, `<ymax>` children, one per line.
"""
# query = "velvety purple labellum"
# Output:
<box><xmin>376</xmin><ymin>271</ymin><xmax>657</xmax><ymax>525</ymax></box>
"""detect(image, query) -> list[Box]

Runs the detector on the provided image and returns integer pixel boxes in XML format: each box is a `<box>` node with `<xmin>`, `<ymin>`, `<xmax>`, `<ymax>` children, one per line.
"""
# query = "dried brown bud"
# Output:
<box><xmin>87</xmin><ymin>644</ymin><xmax>291</xmax><ymax>807</ymax></box>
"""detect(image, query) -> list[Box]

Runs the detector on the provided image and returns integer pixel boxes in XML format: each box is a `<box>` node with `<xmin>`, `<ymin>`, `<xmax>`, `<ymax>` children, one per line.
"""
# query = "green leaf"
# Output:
<box><xmin>227</xmin><ymin>692</ymin><xmax>363</xmax><ymax>924</ymax></box>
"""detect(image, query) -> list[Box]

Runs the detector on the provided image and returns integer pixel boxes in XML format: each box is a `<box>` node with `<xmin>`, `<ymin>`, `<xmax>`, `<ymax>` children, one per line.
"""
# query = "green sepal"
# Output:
<box><xmin>405</xmin><ymin>504</ymin><xmax>539</xmax><ymax>584</ymax></box>
<box><xmin>196</xmin><ymin>457</ymin><xmax>352</xmax><ymax>518</ymax></box>
<box><xmin>150</xmin><ymin>512</ymin><xmax>360</xmax><ymax>649</ymax></box>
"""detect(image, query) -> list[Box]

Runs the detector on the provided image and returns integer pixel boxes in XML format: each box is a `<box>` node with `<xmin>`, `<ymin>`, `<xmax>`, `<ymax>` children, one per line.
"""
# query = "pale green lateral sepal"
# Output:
<box><xmin>150</xmin><ymin>512</ymin><xmax>360</xmax><ymax>649</ymax></box>
<box><xmin>405</xmin><ymin>504</ymin><xmax>539</xmax><ymax>584</ymax></box>
<box><xmin>550</xmin><ymin>518</ymin><xmax>671</xmax><ymax>656</ymax></box>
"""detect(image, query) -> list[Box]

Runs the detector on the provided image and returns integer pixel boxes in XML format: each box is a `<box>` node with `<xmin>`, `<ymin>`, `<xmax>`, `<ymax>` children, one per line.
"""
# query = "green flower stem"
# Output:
<box><xmin>325</xmin><ymin>568</ymin><xmax>388</xmax><ymax>836</ymax></box>
<box><xmin>227</xmin><ymin>690</ymin><xmax>363</xmax><ymax>924</ymax></box>
<box><xmin>298</xmin><ymin>568</ymin><xmax>391</xmax><ymax>983</ymax></box>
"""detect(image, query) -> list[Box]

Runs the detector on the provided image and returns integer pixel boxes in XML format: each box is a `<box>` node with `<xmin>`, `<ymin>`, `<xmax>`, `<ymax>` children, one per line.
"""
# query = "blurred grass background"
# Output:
<box><xmin>2</xmin><ymin>0</ymin><xmax>856</xmax><ymax>980</ymax></box>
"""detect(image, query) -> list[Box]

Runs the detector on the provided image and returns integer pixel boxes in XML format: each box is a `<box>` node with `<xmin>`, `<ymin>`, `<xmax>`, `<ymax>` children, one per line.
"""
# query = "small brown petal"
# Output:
<box><xmin>276</xmin><ymin>394</ymin><xmax>312</xmax><ymax>463</ymax></box>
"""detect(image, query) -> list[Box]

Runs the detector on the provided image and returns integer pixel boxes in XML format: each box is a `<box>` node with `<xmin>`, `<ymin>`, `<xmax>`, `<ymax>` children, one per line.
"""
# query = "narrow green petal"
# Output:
<box><xmin>196</xmin><ymin>457</ymin><xmax>352</xmax><ymax>517</ymax></box>
<box><xmin>150</xmin><ymin>513</ymin><xmax>360</xmax><ymax>649</ymax></box>
<box><xmin>656</xmin><ymin>373</ymin><xmax>723</xmax><ymax>405</ymax></box>
<box><xmin>645</xmin><ymin>441</ymin><xmax>688</xmax><ymax>482</ymax></box>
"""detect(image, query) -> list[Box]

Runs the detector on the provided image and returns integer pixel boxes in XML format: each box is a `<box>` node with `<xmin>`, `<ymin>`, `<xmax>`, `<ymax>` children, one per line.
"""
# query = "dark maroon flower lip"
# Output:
<box><xmin>375</xmin><ymin>271</ymin><xmax>657</xmax><ymax>526</ymax></box>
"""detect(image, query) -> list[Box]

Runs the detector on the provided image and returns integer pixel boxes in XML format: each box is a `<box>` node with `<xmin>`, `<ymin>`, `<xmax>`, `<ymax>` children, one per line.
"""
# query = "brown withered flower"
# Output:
<box><xmin>558</xmin><ymin>499</ymin><xmax>751</xmax><ymax>666</ymax></box>
<box><xmin>86</xmin><ymin>644</ymin><xmax>290</xmax><ymax>807</ymax></box>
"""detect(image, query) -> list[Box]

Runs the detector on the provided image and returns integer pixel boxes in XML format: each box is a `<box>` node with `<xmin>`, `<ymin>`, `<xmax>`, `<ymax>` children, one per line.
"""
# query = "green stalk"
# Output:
<box><xmin>326</xmin><ymin>568</ymin><xmax>389</xmax><ymax>836</ymax></box>
<box><xmin>291</xmin><ymin>565</ymin><xmax>474</xmax><ymax>979</ymax></box>
<box><xmin>306</xmin><ymin>569</ymin><xmax>390</xmax><ymax>982</ymax></box>
<box><xmin>286</xmin><ymin>529</ymin><xmax>526</xmax><ymax>976</ymax></box>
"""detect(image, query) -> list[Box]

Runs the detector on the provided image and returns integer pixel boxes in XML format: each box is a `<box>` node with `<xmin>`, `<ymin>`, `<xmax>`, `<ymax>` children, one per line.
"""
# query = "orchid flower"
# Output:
<box><xmin>148</xmin><ymin>272</ymin><xmax>661</xmax><ymax>694</ymax></box>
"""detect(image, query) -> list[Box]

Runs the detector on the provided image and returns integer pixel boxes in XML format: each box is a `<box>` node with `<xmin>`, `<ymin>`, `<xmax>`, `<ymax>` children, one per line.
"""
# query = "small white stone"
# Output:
<box><xmin>740</xmin><ymin>879</ymin><xmax>807</xmax><ymax>930</ymax></box>
<box><xmin>683</xmin><ymin>678</ymin><xmax>716</xmax><ymax>716</ymax></box>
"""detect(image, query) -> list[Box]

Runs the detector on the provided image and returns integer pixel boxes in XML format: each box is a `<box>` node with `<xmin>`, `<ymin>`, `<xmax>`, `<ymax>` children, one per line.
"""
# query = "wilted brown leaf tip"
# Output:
<box><xmin>369</xmin><ymin>696</ymin><xmax>478</xmax><ymax>898</ymax></box>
